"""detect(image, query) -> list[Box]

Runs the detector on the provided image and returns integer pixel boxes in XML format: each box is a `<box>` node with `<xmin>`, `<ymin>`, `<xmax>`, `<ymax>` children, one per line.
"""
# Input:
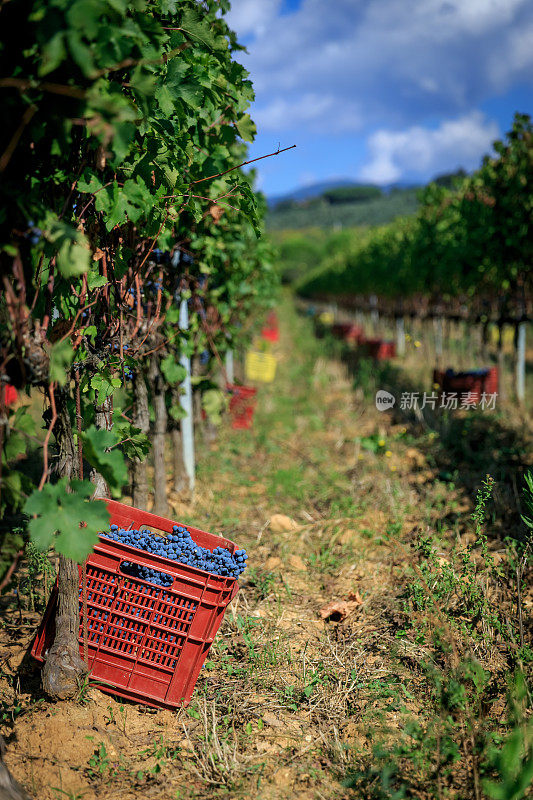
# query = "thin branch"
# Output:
<box><xmin>188</xmin><ymin>143</ymin><xmax>296</xmax><ymax>187</ymax></box>
<box><xmin>38</xmin><ymin>383</ymin><xmax>57</xmax><ymax>491</ymax></box>
<box><xmin>0</xmin><ymin>78</ymin><xmax>86</xmax><ymax>99</ymax></box>
<box><xmin>91</xmin><ymin>43</ymin><xmax>190</xmax><ymax>78</ymax></box>
<box><xmin>56</xmin><ymin>300</ymin><xmax>98</xmax><ymax>345</ymax></box>
<box><xmin>0</xmin><ymin>103</ymin><xmax>37</xmax><ymax>173</ymax></box>
<box><xmin>0</xmin><ymin>550</ymin><xmax>24</xmax><ymax>593</ymax></box>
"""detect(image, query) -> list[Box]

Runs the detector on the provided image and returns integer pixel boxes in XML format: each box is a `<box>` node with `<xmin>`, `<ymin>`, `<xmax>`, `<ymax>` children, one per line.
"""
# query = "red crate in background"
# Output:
<box><xmin>1</xmin><ymin>384</ymin><xmax>18</xmax><ymax>406</ymax></box>
<box><xmin>261</xmin><ymin>326</ymin><xmax>279</xmax><ymax>343</ymax></box>
<box><xmin>261</xmin><ymin>311</ymin><xmax>279</xmax><ymax>343</ymax></box>
<box><xmin>433</xmin><ymin>367</ymin><xmax>499</xmax><ymax>402</ymax></box>
<box><xmin>364</xmin><ymin>339</ymin><xmax>396</xmax><ymax>360</ymax></box>
<box><xmin>483</xmin><ymin>367</ymin><xmax>499</xmax><ymax>395</ymax></box>
<box><xmin>228</xmin><ymin>384</ymin><xmax>257</xmax><ymax>429</ymax></box>
<box><xmin>331</xmin><ymin>323</ymin><xmax>364</xmax><ymax>343</ymax></box>
<box><xmin>31</xmin><ymin>500</ymin><xmax>239</xmax><ymax>710</ymax></box>
<box><xmin>432</xmin><ymin>369</ymin><xmax>446</xmax><ymax>389</ymax></box>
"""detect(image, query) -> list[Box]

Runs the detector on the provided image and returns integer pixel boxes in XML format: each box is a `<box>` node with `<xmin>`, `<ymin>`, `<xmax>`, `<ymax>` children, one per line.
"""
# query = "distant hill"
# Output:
<box><xmin>268</xmin><ymin>179</ymin><xmax>365</xmax><ymax>207</ymax></box>
<box><xmin>265</xmin><ymin>170</ymin><xmax>468</xmax><ymax>231</ymax></box>
<box><xmin>267</xmin><ymin>179</ymin><xmax>420</xmax><ymax>208</ymax></box>
<box><xmin>266</xmin><ymin>184</ymin><xmax>420</xmax><ymax>231</ymax></box>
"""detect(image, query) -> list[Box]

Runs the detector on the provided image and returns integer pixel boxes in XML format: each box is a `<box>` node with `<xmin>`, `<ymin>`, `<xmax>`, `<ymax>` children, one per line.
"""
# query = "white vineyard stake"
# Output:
<box><xmin>225</xmin><ymin>349</ymin><xmax>234</xmax><ymax>385</ymax></box>
<box><xmin>434</xmin><ymin>317</ymin><xmax>444</xmax><ymax>364</ymax></box>
<box><xmin>516</xmin><ymin>320</ymin><xmax>526</xmax><ymax>404</ymax></box>
<box><xmin>179</xmin><ymin>298</ymin><xmax>195</xmax><ymax>492</ymax></box>
<box><xmin>396</xmin><ymin>317</ymin><xmax>405</xmax><ymax>357</ymax></box>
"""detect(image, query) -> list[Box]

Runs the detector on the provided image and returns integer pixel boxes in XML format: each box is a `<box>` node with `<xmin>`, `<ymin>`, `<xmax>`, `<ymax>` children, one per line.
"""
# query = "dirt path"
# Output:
<box><xmin>1</xmin><ymin>298</ymin><xmax>531</xmax><ymax>800</ymax></box>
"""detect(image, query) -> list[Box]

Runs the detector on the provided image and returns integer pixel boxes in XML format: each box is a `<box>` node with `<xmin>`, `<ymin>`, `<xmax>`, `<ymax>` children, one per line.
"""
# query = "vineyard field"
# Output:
<box><xmin>0</xmin><ymin>3</ymin><xmax>531</xmax><ymax>800</ymax></box>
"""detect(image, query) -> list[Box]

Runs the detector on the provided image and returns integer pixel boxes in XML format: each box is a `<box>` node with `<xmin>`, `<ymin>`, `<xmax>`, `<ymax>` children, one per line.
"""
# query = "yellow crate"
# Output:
<box><xmin>245</xmin><ymin>350</ymin><xmax>277</xmax><ymax>383</ymax></box>
<box><xmin>489</xmin><ymin>325</ymin><xmax>515</xmax><ymax>346</ymax></box>
<box><xmin>319</xmin><ymin>311</ymin><xmax>335</xmax><ymax>325</ymax></box>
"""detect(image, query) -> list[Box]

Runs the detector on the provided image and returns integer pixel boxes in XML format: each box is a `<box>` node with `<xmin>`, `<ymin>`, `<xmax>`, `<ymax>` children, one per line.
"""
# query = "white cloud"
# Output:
<box><xmin>228</xmin><ymin>0</ymin><xmax>533</xmax><ymax>133</ymax></box>
<box><xmin>254</xmin><ymin>93</ymin><xmax>362</xmax><ymax>132</ymax></box>
<box><xmin>359</xmin><ymin>112</ymin><xmax>500</xmax><ymax>184</ymax></box>
<box><xmin>226</xmin><ymin>0</ymin><xmax>282</xmax><ymax>39</ymax></box>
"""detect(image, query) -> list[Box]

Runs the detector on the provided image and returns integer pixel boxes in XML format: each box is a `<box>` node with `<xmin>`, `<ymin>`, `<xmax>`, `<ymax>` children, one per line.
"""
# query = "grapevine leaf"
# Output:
<box><xmin>49</xmin><ymin>339</ymin><xmax>74</xmax><ymax>386</ymax></box>
<box><xmin>160</xmin><ymin>355</ymin><xmax>186</xmax><ymax>385</ymax></box>
<box><xmin>24</xmin><ymin>478</ymin><xmax>109</xmax><ymax>562</ymax></box>
<box><xmin>46</xmin><ymin>220</ymin><xmax>91</xmax><ymax>278</ymax></box>
<box><xmin>86</xmin><ymin>272</ymin><xmax>108</xmax><ymax>290</ymax></box>
<box><xmin>81</xmin><ymin>426</ymin><xmax>128</xmax><ymax>498</ymax></box>
<box><xmin>169</xmin><ymin>403</ymin><xmax>187</xmax><ymax>421</ymax></box>
<box><xmin>90</xmin><ymin>373</ymin><xmax>117</xmax><ymax>405</ymax></box>
<box><xmin>179</xmin><ymin>8</ymin><xmax>226</xmax><ymax>51</ymax></box>
<box><xmin>235</xmin><ymin>114</ymin><xmax>256</xmax><ymax>143</ymax></box>
<box><xmin>3</xmin><ymin>431</ymin><xmax>26</xmax><ymax>462</ymax></box>
<box><xmin>156</xmin><ymin>85</ymin><xmax>176</xmax><ymax>116</ymax></box>
<box><xmin>201</xmin><ymin>388</ymin><xmax>226</xmax><ymax>425</ymax></box>
<box><xmin>39</xmin><ymin>32</ymin><xmax>67</xmax><ymax>76</ymax></box>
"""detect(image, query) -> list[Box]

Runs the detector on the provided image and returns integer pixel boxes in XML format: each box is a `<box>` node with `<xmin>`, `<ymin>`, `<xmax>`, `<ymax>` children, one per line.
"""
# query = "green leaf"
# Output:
<box><xmin>24</xmin><ymin>478</ymin><xmax>109</xmax><ymax>562</ymax></box>
<box><xmin>39</xmin><ymin>32</ymin><xmax>67</xmax><ymax>76</ymax></box>
<box><xmin>169</xmin><ymin>403</ymin><xmax>186</xmax><ymax>421</ymax></box>
<box><xmin>86</xmin><ymin>272</ymin><xmax>108</xmax><ymax>290</ymax></box>
<box><xmin>201</xmin><ymin>388</ymin><xmax>226</xmax><ymax>425</ymax></box>
<box><xmin>179</xmin><ymin>8</ymin><xmax>226</xmax><ymax>51</ymax></box>
<box><xmin>90</xmin><ymin>373</ymin><xmax>117</xmax><ymax>405</ymax></box>
<box><xmin>81</xmin><ymin>426</ymin><xmax>128</xmax><ymax>498</ymax></box>
<box><xmin>155</xmin><ymin>85</ymin><xmax>175</xmax><ymax>116</ymax></box>
<box><xmin>49</xmin><ymin>339</ymin><xmax>74</xmax><ymax>386</ymax></box>
<box><xmin>235</xmin><ymin>114</ymin><xmax>256</xmax><ymax>143</ymax></box>
<box><xmin>11</xmin><ymin>406</ymin><xmax>37</xmax><ymax>436</ymax></box>
<box><xmin>160</xmin><ymin>355</ymin><xmax>186</xmax><ymax>385</ymax></box>
<box><xmin>3</xmin><ymin>431</ymin><xmax>26</xmax><ymax>463</ymax></box>
<box><xmin>46</xmin><ymin>219</ymin><xmax>91</xmax><ymax>278</ymax></box>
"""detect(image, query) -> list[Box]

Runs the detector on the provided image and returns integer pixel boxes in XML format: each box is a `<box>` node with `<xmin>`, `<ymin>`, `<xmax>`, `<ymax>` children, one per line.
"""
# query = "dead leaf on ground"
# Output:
<box><xmin>319</xmin><ymin>592</ymin><xmax>363</xmax><ymax>622</ymax></box>
<box><xmin>405</xmin><ymin>447</ymin><xmax>426</xmax><ymax>467</ymax></box>
<box><xmin>269</xmin><ymin>514</ymin><xmax>300</xmax><ymax>533</ymax></box>
<box><xmin>262</xmin><ymin>712</ymin><xmax>283</xmax><ymax>728</ymax></box>
<box><xmin>288</xmin><ymin>554</ymin><xmax>306</xmax><ymax>571</ymax></box>
<box><xmin>265</xmin><ymin>556</ymin><xmax>282</xmax><ymax>570</ymax></box>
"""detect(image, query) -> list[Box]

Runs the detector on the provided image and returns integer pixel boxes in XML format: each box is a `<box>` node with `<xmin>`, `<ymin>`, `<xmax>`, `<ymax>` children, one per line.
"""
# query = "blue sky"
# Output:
<box><xmin>226</xmin><ymin>0</ymin><xmax>533</xmax><ymax>197</ymax></box>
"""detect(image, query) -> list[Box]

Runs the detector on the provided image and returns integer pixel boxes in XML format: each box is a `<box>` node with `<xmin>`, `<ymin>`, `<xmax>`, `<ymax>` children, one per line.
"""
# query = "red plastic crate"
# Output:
<box><xmin>432</xmin><ymin>369</ymin><xmax>446</xmax><ymax>389</ymax></box>
<box><xmin>1</xmin><ymin>384</ymin><xmax>18</xmax><ymax>406</ymax></box>
<box><xmin>261</xmin><ymin>326</ymin><xmax>279</xmax><ymax>343</ymax></box>
<box><xmin>261</xmin><ymin>311</ymin><xmax>279</xmax><ymax>342</ymax></box>
<box><xmin>331</xmin><ymin>323</ymin><xmax>364</xmax><ymax>343</ymax></box>
<box><xmin>31</xmin><ymin>500</ymin><xmax>240</xmax><ymax>710</ymax></box>
<box><xmin>228</xmin><ymin>384</ymin><xmax>257</xmax><ymax>429</ymax></box>
<box><xmin>435</xmin><ymin>367</ymin><xmax>499</xmax><ymax>402</ymax></box>
<box><xmin>364</xmin><ymin>339</ymin><xmax>396</xmax><ymax>360</ymax></box>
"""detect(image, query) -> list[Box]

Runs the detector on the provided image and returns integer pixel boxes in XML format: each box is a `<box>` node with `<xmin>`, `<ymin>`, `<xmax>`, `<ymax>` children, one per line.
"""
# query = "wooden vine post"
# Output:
<box><xmin>150</xmin><ymin>355</ymin><xmax>169</xmax><ymax>517</ymax></box>
<box><xmin>132</xmin><ymin>371</ymin><xmax>150</xmax><ymax>510</ymax></box>
<box><xmin>41</xmin><ymin>390</ymin><xmax>87</xmax><ymax>700</ymax></box>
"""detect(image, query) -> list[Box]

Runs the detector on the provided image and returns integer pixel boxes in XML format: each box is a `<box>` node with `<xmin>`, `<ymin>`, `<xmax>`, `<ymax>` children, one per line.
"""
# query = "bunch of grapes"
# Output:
<box><xmin>100</xmin><ymin>524</ymin><xmax>248</xmax><ymax>586</ymax></box>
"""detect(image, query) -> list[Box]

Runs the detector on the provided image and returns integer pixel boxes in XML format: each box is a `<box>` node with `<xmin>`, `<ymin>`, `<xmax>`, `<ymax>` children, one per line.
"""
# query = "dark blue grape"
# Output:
<box><xmin>98</xmin><ymin>521</ymin><xmax>247</xmax><ymax>583</ymax></box>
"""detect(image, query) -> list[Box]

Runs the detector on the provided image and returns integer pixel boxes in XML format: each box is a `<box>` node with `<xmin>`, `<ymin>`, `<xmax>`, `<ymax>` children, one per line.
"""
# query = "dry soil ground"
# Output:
<box><xmin>1</xmin><ymin>298</ymin><xmax>532</xmax><ymax>800</ymax></box>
